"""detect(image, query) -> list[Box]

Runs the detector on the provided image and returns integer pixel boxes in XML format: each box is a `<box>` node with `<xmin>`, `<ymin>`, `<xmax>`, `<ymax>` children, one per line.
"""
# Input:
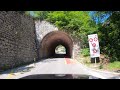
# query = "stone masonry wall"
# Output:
<box><xmin>35</xmin><ymin>20</ymin><xmax>58</xmax><ymax>59</ymax></box>
<box><xmin>0</xmin><ymin>12</ymin><xmax>81</xmax><ymax>71</ymax></box>
<box><xmin>35</xmin><ymin>20</ymin><xmax>58</xmax><ymax>44</ymax></box>
<box><xmin>35</xmin><ymin>20</ymin><xmax>81</xmax><ymax>59</ymax></box>
<box><xmin>62</xmin><ymin>32</ymin><xmax>81</xmax><ymax>59</ymax></box>
<box><xmin>0</xmin><ymin>11</ymin><xmax>37</xmax><ymax>71</ymax></box>
<box><xmin>72</xmin><ymin>37</ymin><xmax>81</xmax><ymax>59</ymax></box>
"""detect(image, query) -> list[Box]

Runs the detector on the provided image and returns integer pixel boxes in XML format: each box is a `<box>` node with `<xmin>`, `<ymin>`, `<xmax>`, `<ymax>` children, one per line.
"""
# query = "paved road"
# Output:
<box><xmin>0</xmin><ymin>58</ymin><xmax>120</xmax><ymax>79</ymax></box>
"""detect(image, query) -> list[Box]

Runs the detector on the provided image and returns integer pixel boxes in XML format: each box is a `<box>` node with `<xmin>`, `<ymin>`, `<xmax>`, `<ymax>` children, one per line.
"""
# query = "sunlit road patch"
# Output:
<box><xmin>6</xmin><ymin>70</ymin><xmax>16</xmax><ymax>79</ymax></box>
<box><xmin>65</xmin><ymin>58</ymin><xmax>78</xmax><ymax>64</ymax></box>
<box><xmin>4</xmin><ymin>64</ymin><xmax>35</xmax><ymax>79</ymax></box>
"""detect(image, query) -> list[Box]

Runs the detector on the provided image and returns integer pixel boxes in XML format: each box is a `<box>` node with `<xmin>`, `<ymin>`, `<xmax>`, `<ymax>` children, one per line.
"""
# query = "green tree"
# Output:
<box><xmin>93</xmin><ymin>11</ymin><xmax>120</xmax><ymax>62</ymax></box>
<box><xmin>25</xmin><ymin>11</ymin><xmax>50</xmax><ymax>20</ymax></box>
<box><xmin>25</xmin><ymin>11</ymin><xmax>98</xmax><ymax>48</ymax></box>
<box><xmin>46</xmin><ymin>11</ymin><xmax>98</xmax><ymax>47</ymax></box>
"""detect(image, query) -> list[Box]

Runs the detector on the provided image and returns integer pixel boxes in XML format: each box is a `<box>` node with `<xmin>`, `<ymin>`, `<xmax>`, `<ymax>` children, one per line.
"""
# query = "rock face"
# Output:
<box><xmin>0</xmin><ymin>11</ymin><xmax>37</xmax><ymax>71</ymax></box>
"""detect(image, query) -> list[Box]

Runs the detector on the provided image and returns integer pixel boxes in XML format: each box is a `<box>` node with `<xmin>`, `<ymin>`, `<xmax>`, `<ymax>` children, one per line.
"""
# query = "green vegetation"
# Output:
<box><xmin>99</xmin><ymin>64</ymin><xmax>103</xmax><ymax>69</ymax></box>
<box><xmin>80</xmin><ymin>48</ymin><xmax>90</xmax><ymax>57</ymax></box>
<box><xmin>95</xmin><ymin>11</ymin><xmax>120</xmax><ymax>62</ymax></box>
<box><xmin>107</xmin><ymin>61</ymin><xmax>120</xmax><ymax>70</ymax></box>
<box><xmin>25</xmin><ymin>11</ymin><xmax>120</xmax><ymax>64</ymax></box>
<box><xmin>25</xmin><ymin>11</ymin><xmax>98</xmax><ymax>48</ymax></box>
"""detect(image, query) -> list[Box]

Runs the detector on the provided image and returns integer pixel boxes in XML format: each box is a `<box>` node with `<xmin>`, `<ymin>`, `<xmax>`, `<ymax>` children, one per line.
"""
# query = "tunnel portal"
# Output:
<box><xmin>39</xmin><ymin>31</ymin><xmax>73</xmax><ymax>59</ymax></box>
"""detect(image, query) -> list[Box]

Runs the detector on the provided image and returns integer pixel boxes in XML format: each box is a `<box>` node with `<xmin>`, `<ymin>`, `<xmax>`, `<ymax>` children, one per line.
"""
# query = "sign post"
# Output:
<box><xmin>95</xmin><ymin>57</ymin><xmax>96</xmax><ymax>67</ymax></box>
<box><xmin>88</xmin><ymin>34</ymin><xmax>100</xmax><ymax>67</ymax></box>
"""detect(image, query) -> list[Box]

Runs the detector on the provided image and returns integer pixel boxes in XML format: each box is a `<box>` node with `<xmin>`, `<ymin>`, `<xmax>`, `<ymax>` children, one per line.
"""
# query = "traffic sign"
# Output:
<box><xmin>88</xmin><ymin>34</ymin><xmax>100</xmax><ymax>58</ymax></box>
<box><xmin>89</xmin><ymin>38</ymin><xmax>93</xmax><ymax>42</ymax></box>
<box><xmin>92</xmin><ymin>43</ymin><xmax>96</xmax><ymax>47</ymax></box>
<box><xmin>94</xmin><ymin>37</ymin><xmax>98</xmax><ymax>42</ymax></box>
<box><xmin>93</xmin><ymin>48</ymin><xmax>97</xmax><ymax>53</ymax></box>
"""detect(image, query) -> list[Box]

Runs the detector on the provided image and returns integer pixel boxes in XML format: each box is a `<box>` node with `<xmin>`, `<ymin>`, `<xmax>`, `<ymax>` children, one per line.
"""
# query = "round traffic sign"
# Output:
<box><xmin>94</xmin><ymin>37</ymin><xmax>98</xmax><ymax>42</ymax></box>
<box><xmin>93</xmin><ymin>49</ymin><xmax>97</xmax><ymax>53</ymax></box>
<box><xmin>92</xmin><ymin>43</ymin><xmax>96</xmax><ymax>47</ymax></box>
<box><xmin>89</xmin><ymin>38</ymin><xmax>93</xmax><ymax>42</ymax></box>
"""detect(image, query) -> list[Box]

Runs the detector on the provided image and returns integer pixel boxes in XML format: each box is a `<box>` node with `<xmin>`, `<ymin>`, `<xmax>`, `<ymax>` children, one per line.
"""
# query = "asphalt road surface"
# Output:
<box><xmin>0</xmin><ymin>58</ymin><xmax>120</xmax><ymax>79</ymax></box>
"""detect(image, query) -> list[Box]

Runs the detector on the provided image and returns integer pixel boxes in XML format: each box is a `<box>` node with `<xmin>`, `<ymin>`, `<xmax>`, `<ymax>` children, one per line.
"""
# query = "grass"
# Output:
<box><xmin>80</xmin><ymin>48</ymin><xmax>90</xmax><ymax>57</ymax></box>
<box><xmin>78</xmin><ymin>48</ymin><xmax>120</xmax><ymax>71</ymax></box>
<box><xmin>107</xmin><ymin>61</ymin><xmax>120</xmax><ymax>70</ymax></box>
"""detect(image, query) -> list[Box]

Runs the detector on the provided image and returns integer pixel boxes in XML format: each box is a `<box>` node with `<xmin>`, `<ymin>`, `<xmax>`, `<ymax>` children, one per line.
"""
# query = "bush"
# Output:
<box><xmin>81</xmin><ymin>48</ymin><xmax>90</xmax><ymax>57</ymax></box>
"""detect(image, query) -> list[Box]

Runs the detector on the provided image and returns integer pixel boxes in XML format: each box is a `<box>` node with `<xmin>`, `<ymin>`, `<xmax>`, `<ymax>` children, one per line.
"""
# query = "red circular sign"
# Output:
<box><xmin>89</xmin><ymin>38</ymin><xmax>93</xmax><ymax>42</ymax></box>
<box><xmin>92</xmin><ymin>43</ymin><xmax>96</xmax><ymax>47</ymax></box>
<box><xmin>93</xmin><ymin>49</ymin><xmax>97</xmax><ymax>53</ymax></box>
<box><xmin>94</xmin><ymin>37</ymin><xmax>98</xmax><ymax>42</ymax></box>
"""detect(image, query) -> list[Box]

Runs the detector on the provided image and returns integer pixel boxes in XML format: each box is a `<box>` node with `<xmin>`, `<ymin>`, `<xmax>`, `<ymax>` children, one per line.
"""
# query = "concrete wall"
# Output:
<box><xmin>0</xmin><ymin>11</ymin><xmax>37</xmax><ymax>71</ymax></box>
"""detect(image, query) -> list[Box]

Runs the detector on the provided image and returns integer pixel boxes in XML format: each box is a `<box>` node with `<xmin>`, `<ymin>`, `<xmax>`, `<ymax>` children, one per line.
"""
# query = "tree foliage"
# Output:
<box><xmin>25</xmin><ymin>11</ymin><xmax>50</xmax><ymax>20</ymax></box>
<box><xmin>25</xmin><ymin>11</ymin><xmax>98</xmax><ymax>48</ymax></box>
<box><xmin>95</xmin><ymin>11</ymin><xmax>120</xmax><ymax>62</ymax></box>
<box><xmin>46</xmin><ymin>11</ymin><xmax>97</xmax><ymax>34</ymax></box>
<box><xmin>46</xmin><ymin>11</ymin><xmax>98</xmax><ymax>48</ymax></box>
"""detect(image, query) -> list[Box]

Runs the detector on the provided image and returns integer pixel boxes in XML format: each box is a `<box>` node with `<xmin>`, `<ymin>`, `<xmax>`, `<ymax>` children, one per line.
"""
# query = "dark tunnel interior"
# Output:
<box><xmin>48</xmin><ymin>39</ymin><xmax>71</xmax><ymax>58</ymax></box>
<box><xmin>40</xmin><ymin>31</ymin><xmax>73</xmax><ymax>59</ymax></box>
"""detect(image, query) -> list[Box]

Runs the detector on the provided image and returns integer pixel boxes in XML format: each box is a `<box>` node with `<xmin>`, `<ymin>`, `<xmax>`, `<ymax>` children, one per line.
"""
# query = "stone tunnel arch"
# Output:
<box><xmin>39</xmin><ymin>31</ymin><xmax>73</xmax><ymax>59</ymax></box>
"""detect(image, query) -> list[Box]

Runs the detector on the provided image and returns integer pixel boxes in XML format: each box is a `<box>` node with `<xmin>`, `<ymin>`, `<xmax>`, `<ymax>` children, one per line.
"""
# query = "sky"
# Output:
<box><xmin>29</xmin><ymin>11</ymin><xmax>35</xmax><ymax>16</ymax></box>
<box><xmin>89</xmin><ymin>11</ymin><xmax>110</xmax><ymax>24</ymax></box>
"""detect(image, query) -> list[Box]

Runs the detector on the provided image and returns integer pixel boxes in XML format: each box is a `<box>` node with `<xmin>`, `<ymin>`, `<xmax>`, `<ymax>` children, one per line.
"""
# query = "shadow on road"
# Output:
<box><xmin>20</xmin><ymin>74</ymin><xmax>73</xmax><ymax>79</ymax></box>
<box><xmin>19</xmin><ymin>74</ymin><xmax>99</xmax><ymax>79</ymax></box>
